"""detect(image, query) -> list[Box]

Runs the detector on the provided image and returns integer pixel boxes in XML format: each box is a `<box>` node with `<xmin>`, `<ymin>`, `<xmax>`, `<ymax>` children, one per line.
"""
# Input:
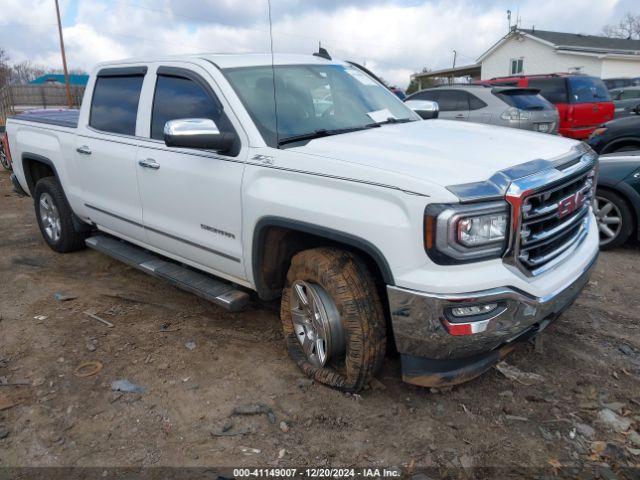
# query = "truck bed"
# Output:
<box><xmin>11</xmin><ymin>109</ymin><xmax>79</xmax><ymax>128</ymax></box>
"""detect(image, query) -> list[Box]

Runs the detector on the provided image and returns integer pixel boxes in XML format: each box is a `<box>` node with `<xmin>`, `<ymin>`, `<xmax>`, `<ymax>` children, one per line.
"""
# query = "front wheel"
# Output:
<box><xmin>595</xmin><ymin>190</ymin><xmax>635</xmax><ymax>249</ymax></box>
<box><xmin>280</xmin><ymin>248</ymin><xmax>386</xmax><ymax>392</ymax></box>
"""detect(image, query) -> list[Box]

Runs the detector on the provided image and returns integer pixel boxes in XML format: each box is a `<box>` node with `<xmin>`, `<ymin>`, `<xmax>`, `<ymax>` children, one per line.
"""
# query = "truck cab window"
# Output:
<box><xmin>89</xmin><ymin>75</ymin><xmax>144</xmax><ymax>135</ymax></box>
<box><xmin>151</xmin><ymin>75</ymin><xmax>226</xmax><ymax>141</ymax></box>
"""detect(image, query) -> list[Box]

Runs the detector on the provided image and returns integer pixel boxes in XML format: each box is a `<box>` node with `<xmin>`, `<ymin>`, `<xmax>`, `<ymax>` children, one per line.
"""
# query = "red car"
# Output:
<box><xmin>480</xmin><ymin>74</ymin><xmax>614</xmax><ymax>139</ymax></box>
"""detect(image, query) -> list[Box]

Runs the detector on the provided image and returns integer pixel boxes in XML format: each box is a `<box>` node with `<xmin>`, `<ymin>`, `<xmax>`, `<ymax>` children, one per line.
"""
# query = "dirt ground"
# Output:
<box><xmin>0</xmin><ymin>169</ymin><xmax>639</xmax><ymax>475</ymax></box>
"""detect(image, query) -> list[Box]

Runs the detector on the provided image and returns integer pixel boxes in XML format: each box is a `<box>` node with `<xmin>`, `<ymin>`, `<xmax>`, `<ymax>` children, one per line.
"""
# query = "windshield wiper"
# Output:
<box><xmin>277</xmin><ymin>124</ymin><xmax>380</xmax><ymax>147</ymax></box>
<box><xmin>373</xmin><ymin>117</ymin><xmax>414</xmax><ymax>126</ymax></box>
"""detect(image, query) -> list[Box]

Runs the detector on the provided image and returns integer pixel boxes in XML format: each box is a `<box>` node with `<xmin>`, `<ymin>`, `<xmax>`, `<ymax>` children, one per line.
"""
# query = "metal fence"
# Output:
<box><xmin>0</xmin><ymin>84</ymin><xmax>85</xmax><ymax>124</ymax></box>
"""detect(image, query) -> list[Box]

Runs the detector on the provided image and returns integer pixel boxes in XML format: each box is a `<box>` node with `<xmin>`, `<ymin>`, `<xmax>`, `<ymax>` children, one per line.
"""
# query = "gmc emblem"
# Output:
<box><xmin>557</xmin><ymin>191</ymin><xmax>586</xmax><ymax>218</ymax></box>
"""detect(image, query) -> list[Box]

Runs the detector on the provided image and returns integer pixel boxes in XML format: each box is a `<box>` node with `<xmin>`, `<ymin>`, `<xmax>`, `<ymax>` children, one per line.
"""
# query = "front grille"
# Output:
<box><xmin>516</xmin><ymin>169</ymin><xmax>595</xmax><ymax>275</ymax></box>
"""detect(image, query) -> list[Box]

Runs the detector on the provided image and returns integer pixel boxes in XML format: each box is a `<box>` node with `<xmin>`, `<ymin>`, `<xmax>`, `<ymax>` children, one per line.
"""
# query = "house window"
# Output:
<box><xmin>510</xmin><ymin>58</ymin><xmax>524</xmax><ymax>75</ymax></box>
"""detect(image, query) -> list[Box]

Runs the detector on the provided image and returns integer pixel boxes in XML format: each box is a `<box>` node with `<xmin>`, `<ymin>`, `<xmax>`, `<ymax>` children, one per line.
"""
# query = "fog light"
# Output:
<box><xmin>450</xmin><ymin>303</ymin><xmax>498</xmax><ymax>318</ymax></box>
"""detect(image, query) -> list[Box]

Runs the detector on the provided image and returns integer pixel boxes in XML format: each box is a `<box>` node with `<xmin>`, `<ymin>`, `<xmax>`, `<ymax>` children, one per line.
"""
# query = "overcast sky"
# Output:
<box><xmin>1</xmin><ymin>0</ymin><xmax>638</xmax><ymax>87</ymax></box>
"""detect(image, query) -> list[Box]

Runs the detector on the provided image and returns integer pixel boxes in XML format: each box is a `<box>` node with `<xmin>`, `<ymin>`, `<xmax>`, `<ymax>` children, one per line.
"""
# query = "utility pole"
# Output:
<box><xmin>452</xmin><ymin>50</ymin><xmax>457</xmax><ymax>69</ymax></box>
<box><xmin>54</xmin><ymin>0</ymin><xmax>73</xmax><ymax>109</ymax></box>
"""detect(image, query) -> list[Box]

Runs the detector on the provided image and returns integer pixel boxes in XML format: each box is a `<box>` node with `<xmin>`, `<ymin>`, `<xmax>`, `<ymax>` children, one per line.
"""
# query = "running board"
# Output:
<box><xmin>85</xmin><ymin>235</ymin><xmax>250</xmax><ymax>312</ymax></box>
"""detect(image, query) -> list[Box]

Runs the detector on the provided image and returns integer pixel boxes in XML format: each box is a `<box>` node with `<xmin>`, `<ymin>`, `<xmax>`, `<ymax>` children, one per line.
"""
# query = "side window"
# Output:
<box><xmin>527</xmin><ymin>78</ymin><xmax>568</xmax><ymax>104</ymax></box>
<box><xmin>410</xmin><ymin>91</ymin><xmax>438</xmax><ymax>102</ymax></box>
<box><xmin>150</xmin><ymin>74</ymin><xmax>225</xmax><ymax>141</ymax></box>
<box><xmin>468</xmin><ymin>93</ymin><xmax>487</xmax><ymax>110</ymax></box>
<box><xmin>620</xmin><ymin>90</ymin><xmax>640</xmax><ymax>100</ymax></box>
<box><xmin>90</xmin><ymin>75</ymin><xmax>144</xmax><ymax>135</ymax></box>
<box><xmin>437</xmin><ymin>90</ymin><xmax>467</xmax><ymax>111</ymax></box>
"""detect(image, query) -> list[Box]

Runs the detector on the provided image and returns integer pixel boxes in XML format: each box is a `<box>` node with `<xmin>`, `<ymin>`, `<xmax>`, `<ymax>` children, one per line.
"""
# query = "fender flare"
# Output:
<box><xmin>602</xmin><ymin>136</ymin><xmax>640</xmax><ymax>154</ymax></box>
<box><xmin>252</xmin><ymin>216</ymin><xmax>395</xmax><ymax>300</ymax></box>
<box><xmin>21</xmin><ymin>153</ymin><xmax>60</xmax><ymax>196</ymax></box>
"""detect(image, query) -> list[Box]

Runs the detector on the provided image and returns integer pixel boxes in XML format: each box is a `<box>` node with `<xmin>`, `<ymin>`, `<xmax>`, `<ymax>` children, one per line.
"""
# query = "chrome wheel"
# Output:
<box><xmin>290</xmin><ymin>280</ymin><xmax>345</xmax><ymax>367</ymax></box>
<box><xmin>595</xmin><ymin>195</ymin><xmax>622</xmax><ymax>246</ymax></box>
<box><xmin>39</xmin><ymin>192</ymin><xmax>62</xmax><ymax>243</ymax></box>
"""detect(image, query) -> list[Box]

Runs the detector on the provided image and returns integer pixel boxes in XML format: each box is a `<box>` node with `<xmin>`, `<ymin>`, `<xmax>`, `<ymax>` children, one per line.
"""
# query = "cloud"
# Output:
<box><xmin>0</xmin><ymin>0</ymin><xmax>633</xmax><ymax>87</ymax></box>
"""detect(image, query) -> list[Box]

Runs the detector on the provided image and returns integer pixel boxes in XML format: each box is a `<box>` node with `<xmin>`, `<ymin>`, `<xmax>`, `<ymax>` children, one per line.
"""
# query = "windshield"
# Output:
<box><xmin>224</xmin><ymin>64</ymin><xmax>416</xmax><ymax>147</ymax></box>
<box><xmin>568</xmin><ymin>76</ymin><xmax>611</xmax><ymax>103</ymax></box>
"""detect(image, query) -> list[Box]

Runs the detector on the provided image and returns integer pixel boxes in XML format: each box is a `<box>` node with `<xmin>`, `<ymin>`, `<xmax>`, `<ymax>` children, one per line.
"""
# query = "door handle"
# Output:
<box><xmin>454</xmin><ymin>114</ymin><xmax>466</xmax><ymax>119</ymax></box>
<box><xmin>138</xmin><ymin>158</ymin><xmax>160</xmax><ymax>170</ymax></box>
<box><xmin>76</xmin><ymin>146</ymin><xmax>92</xmax><ymax>155</ymax></box>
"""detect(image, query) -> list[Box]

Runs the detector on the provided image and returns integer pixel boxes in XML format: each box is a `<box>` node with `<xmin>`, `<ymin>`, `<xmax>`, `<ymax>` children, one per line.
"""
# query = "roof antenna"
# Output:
<box><xmin>267</xmin><ymin>0</ymin><xmax>280</xmax><ymax>148</ymax></box>
<box><xmin>313</xmin><ymin>42</ymin><xmax>332</xmax><ymax>60</ymax></box>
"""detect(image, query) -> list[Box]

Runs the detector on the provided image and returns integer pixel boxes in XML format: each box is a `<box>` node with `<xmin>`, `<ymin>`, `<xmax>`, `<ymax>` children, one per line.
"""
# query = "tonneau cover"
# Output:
<box><xmin>11</xmin><ymin>109</ymin><xmax>79</xmax><ymax>128</ymax></box>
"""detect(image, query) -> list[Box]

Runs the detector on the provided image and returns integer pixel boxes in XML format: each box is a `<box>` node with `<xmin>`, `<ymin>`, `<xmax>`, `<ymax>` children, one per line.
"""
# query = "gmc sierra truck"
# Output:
<box><xmin>6</xmin><ymin>53</ymin><xmax>599</xmax><ymax>392</ymax></box>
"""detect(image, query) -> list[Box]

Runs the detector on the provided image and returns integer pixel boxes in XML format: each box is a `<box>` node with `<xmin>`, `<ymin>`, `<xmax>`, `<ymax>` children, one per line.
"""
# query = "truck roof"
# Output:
<box><xmin>95</xmin><ymin>53</ymin><xmax>343</xmax><ymax>70</ymax></box>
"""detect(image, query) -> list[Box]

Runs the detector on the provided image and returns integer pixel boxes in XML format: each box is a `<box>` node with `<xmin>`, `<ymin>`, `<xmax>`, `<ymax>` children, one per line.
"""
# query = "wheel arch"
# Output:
<box><xmin>601</xmin><ymin>136</ymin><xmax>640</xmax><ymax>154</ymax></box>
<box><xmin>252</xmin><ymin>216</ymin><xmax>395</xmax><ymax>301</ymax></box>
<box><xmin>21</xmin><ymin>153</ymin><xmax>59</xmax><ymax>196</ymax></box>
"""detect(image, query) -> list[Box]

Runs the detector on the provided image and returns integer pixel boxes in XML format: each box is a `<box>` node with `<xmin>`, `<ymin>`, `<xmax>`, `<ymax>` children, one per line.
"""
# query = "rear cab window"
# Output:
<box><xmin>89</xmin><ymin>68</ymin><xmax>146</xmax><ymax>135</ymax></box>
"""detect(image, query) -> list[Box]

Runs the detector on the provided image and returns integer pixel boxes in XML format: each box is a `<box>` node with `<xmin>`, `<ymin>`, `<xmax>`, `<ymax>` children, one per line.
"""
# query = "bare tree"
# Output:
<box><xmin>0</xmin><ymin>48</ymin><xmax>11</xmax><ymax>89</ymax></box>
<box><xmin>9</xmin><ymin>61</ymin><xmax>47</xmax><ymax>84</ymax></box>
<box><xmin>602</xmin><ymin>13</ymin><xmax>640</xmax><ymax>40</ymax></box>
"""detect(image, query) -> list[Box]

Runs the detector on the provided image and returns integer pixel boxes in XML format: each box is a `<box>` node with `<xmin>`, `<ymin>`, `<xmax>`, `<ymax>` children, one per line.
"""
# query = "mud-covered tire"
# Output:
<box><xmin>280</xmin><ymin>247</ymin><xmax>386</xmax><ymax>392</ymax></box>
<box><xmin>34</xmin><ymin>177</ymin><xmax>88</xmax><ymax>253</ymax></box>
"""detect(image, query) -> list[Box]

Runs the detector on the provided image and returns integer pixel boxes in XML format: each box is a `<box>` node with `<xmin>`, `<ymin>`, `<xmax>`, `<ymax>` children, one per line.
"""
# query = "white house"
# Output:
<box><xmin>478</xmin><ymin>28</ymin><xmax>640</xmax><ymax>80</ymax></box>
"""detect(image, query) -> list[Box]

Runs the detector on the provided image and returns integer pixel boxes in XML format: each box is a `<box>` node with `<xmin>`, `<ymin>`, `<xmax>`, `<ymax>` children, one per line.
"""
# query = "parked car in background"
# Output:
<box><xmin>482</xmin><ymin>74</ymin><xmax>614</xmax><ymax>139</ymax></box>
<box><xmin>595</xmin><ymin>152</ymin><xmax>640</xmax><ymax>248</ymax></box>
<box><xmin>0</xmin><ymin>126</ymin><xmax>11</xmax><ymax>171</ymax></box>
<box><xmin>588</xmin><ymin>113</ymin><xmax>640</xmax><ymax>154</ymax></box>
<box><xmin>610</xmin><ymin>86</ymin><xmax>640</xmax><ymax>118</ymax></box>
<box><xmin>604</xmin><ymin>77</ymin><xmax>640</xmax><ymax>91</ymax></box>
<box><xmin>404</xmin><ymin>85</ymin><xmax>558</xmax><ymax>133</ymax></box>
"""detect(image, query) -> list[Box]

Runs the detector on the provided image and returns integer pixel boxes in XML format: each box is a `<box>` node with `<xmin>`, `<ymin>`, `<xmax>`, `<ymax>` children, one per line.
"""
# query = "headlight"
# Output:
<box><xmin>424</xmin><ymin>202</ymin><xmax>510</xmax><ymax>264</ymax></box>
<box><xmin>501</xmin><ymin>107</ymin><xmax>531</xmax><ymax>121</ymax></box>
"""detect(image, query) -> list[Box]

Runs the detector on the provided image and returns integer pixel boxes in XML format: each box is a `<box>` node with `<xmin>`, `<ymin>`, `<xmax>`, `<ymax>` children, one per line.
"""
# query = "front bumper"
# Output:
<box><xmin>387</xmin><ymin>252</ymin><xmax>598</xmax><ymax>387</ymax></box>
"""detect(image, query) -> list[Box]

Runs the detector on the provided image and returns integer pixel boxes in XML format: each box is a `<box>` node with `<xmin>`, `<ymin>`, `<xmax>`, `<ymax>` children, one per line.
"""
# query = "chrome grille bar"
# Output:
<box><xmin>504</xmin><ymin>146</ymin><xmax>598</xmax><ymax>277</ymax></box>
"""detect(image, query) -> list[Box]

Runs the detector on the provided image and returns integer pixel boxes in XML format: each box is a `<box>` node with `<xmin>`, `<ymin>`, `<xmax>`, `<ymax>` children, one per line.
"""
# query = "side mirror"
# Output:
<box><xmin>405</xmin><ymin>100</ymin><xmax>439</xmax><ymax>120</ymax></box>
<box><xmin>633</xmin><ymin>104</ymin><xmax>640</xmax><ymax>115</ymax></box>
<box><xmin>164</xmin><ymin>118</ymin><xmax>235</xmax><ymax>152</ymax></box>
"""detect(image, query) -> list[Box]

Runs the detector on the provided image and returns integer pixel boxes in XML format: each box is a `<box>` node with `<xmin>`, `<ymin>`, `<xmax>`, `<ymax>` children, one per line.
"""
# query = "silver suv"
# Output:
<box><xmin>405</xmin><ymin>85</ymin><xmax>559</xmax><ymax>134</ymax></box>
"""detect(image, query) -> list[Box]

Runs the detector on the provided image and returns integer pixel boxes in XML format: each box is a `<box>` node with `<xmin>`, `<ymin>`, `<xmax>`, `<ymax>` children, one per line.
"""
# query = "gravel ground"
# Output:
<box><xmin>0</xmin><ymin>170</ymin><xmax>639</xmax><ymax>475</ymax></box>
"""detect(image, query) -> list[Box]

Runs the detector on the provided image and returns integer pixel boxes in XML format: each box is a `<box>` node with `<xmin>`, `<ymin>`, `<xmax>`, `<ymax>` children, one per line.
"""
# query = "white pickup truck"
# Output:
<box><xmin>6</xmin><ymin>53</ymin><xmax>599</xmax><ymax>392</ymax></box>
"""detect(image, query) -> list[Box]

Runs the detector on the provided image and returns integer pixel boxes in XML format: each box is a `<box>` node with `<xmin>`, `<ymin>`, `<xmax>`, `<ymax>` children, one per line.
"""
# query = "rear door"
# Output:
<box><xmin>435</xmin><ymin>90</ymin><xmax>469</xmax><ymax>121</ymax></box>
<box><xmin>134</xmin><ymin>63</ymin><xmax>247</xmax><ymax>281</ymax></box>
<box><xmin>76</xmin><ymin>67</ymin><xmax>147</xmax><ymax>242</ymax></box>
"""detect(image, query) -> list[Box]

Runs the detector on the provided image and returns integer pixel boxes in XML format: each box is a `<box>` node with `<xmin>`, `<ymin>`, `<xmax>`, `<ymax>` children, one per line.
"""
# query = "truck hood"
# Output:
<box><xmin>290</xmin><ymin>119</ymin><xmax>579</xmax><ymax>190</ymax></box>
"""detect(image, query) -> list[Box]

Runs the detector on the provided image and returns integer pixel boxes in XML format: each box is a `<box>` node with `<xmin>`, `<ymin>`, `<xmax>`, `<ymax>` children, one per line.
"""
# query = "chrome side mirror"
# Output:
<box><xmin>164</xmin><ymin>118</ymin><xmax>235</xmax><ymax>151</ymax></box>
<box><xmin>405</xmin><ymin>100</ymin><xmax>439</xmax><ymax>120</ymax></box>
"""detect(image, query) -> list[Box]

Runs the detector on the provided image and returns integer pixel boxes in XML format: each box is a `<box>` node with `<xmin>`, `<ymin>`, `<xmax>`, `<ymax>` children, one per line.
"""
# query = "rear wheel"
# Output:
<box><xmin>34</xmin><ymin>177</ymin><xmax>88</xmax><ymax>253</ymax></box>
<box><xmin>595</xmin><ymin>189</ymin><xmax>634</xmax><ymax>249</ymax></box>
<box><xmin>280</xmin><ymin>248</ymin><xmax>386</xmax><ymax>392</ymax></box>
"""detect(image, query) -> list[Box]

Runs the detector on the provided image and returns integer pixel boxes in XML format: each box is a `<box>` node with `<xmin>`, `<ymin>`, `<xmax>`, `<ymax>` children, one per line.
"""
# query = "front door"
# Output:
<box><xmin>76</xmin><ymin>69</ymin><xmax>147</xmax><ymax>242</ymax></box>
<box><xmin>135</xmin><ymin>65</ymin><xmax>246</xmax><ymax>281</ymax></box>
